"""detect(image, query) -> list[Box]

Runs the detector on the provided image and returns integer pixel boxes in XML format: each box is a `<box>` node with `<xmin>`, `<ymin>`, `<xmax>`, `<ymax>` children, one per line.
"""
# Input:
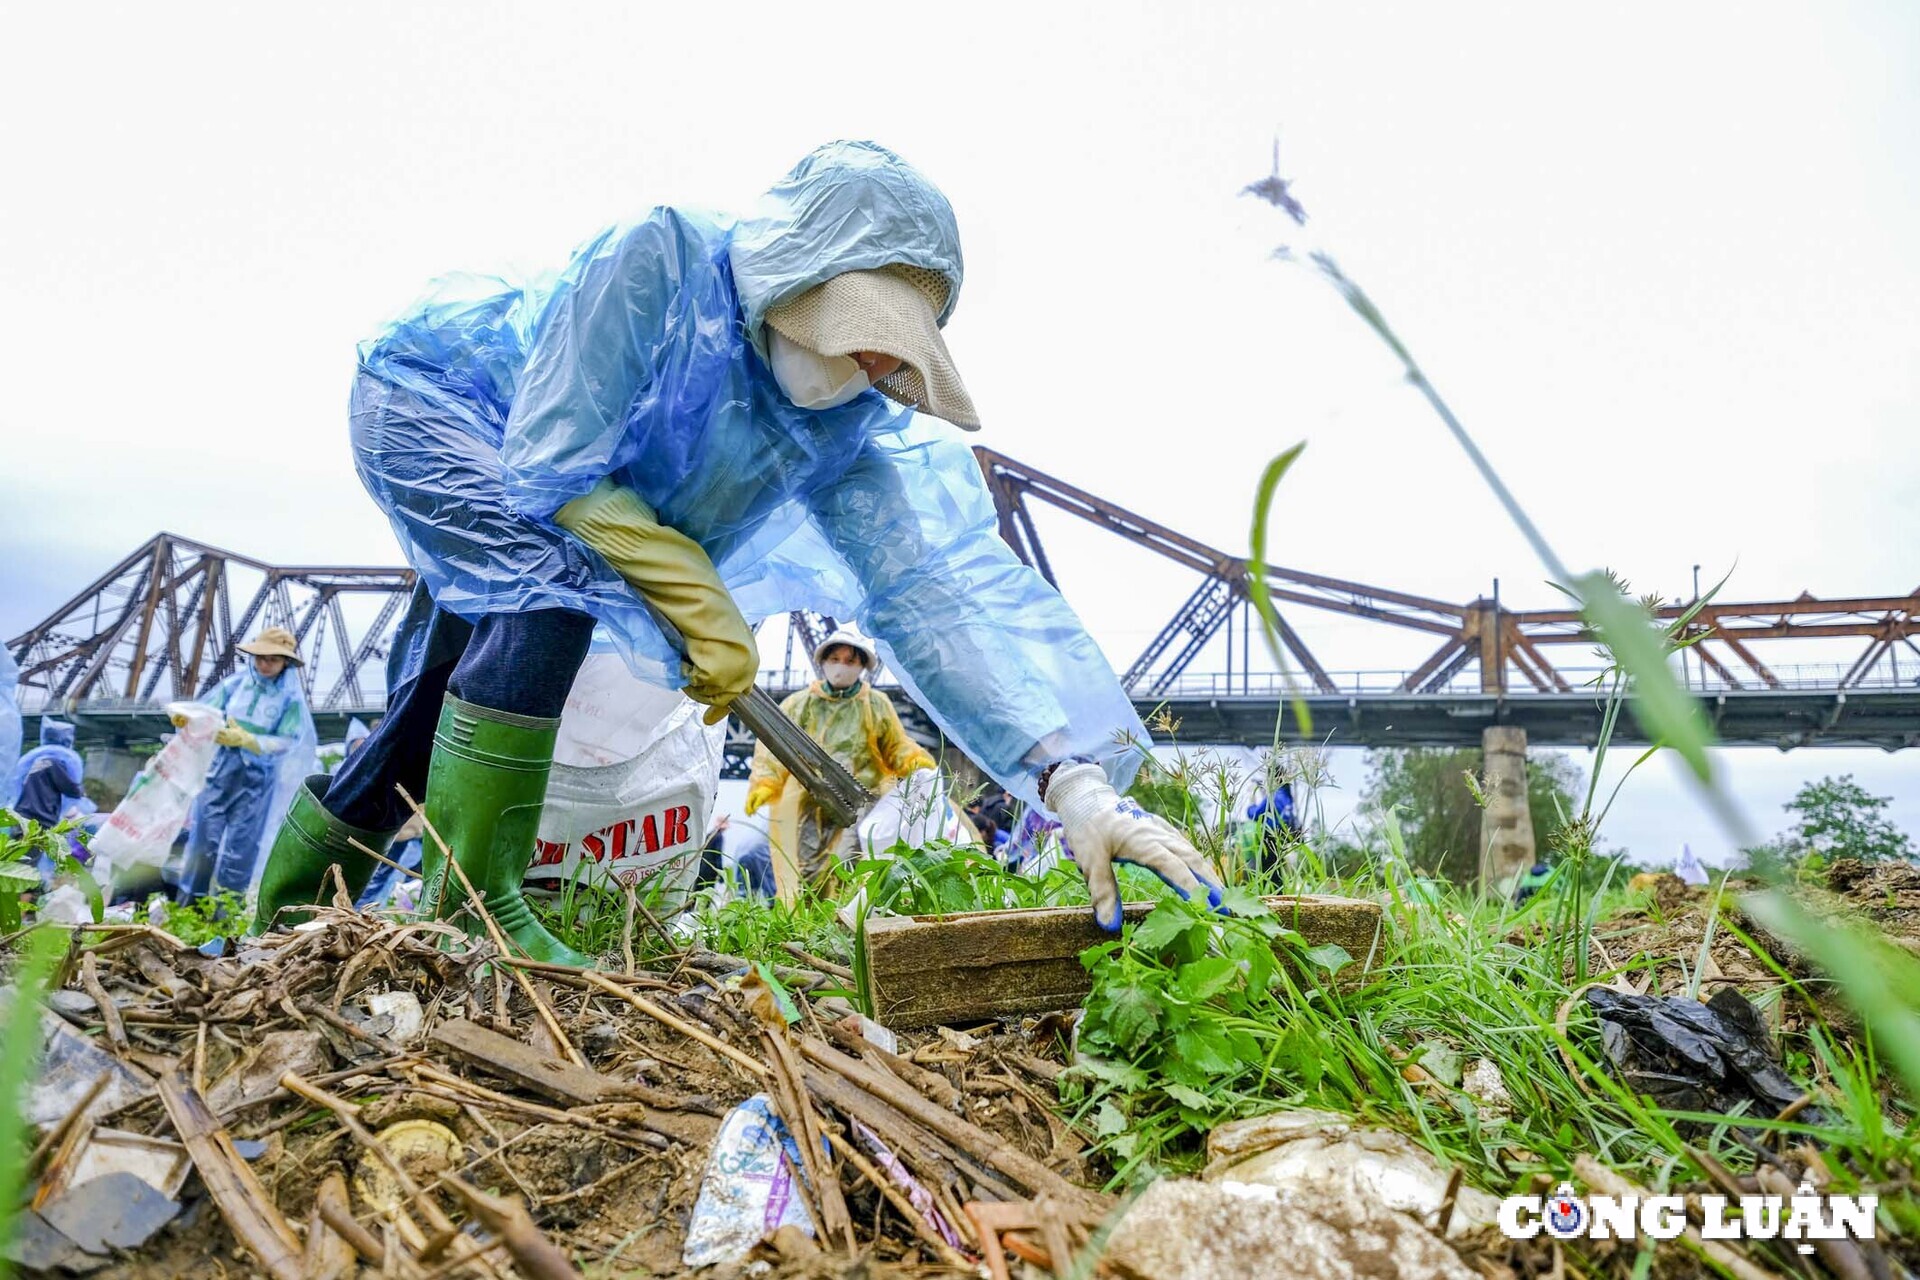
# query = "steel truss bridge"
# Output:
<box><xmin>11</xmin><ymin>450</ymin><xmax>1919</xmax><ymax>775</ymax></box>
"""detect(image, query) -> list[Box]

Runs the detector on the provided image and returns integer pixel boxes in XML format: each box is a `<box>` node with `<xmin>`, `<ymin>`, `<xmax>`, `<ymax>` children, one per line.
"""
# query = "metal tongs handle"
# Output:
<box><xmin>649</xmin><ymin>609</ymin><xmax>873</xmax><ymax>830</ymax></box>
<box><xmin>728</xmin><ymin>684</ymin><xmax>873</xmax><ymax>830</ymax></box>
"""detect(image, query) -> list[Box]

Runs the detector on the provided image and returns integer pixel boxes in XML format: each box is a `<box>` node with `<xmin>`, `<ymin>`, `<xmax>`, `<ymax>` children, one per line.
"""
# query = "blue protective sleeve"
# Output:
<box><xmin>499</xmin><ymin>215</ymin><xmax>686</xmax><ymax>520</ymax></box>
<box><xmin>806</xmin><ymin>417</ymin><xmax>1148</xmax><ymax>808</ymax></box>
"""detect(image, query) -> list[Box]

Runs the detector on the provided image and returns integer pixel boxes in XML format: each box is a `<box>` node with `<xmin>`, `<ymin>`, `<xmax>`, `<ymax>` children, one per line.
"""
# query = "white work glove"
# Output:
<box><xmin>1045</xmin><ymin>762</ymin><xmax>1224</xmax><ymax>931</ymax></box>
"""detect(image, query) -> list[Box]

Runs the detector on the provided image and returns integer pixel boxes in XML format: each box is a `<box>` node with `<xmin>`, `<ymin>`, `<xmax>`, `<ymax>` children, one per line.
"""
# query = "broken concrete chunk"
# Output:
<box><xmin>30</xmin><ymin>1014</ymin><xmax>155</xmax><ymax>1130</ymax></box>
<box><xmin>1104</xmin><ymin>1179</ymin><xmax>1475</xmax><ymax>1280</ymax></box>
<box><xmin>3</xmin><ymin>1209</ymin><xmax>107</xmax><ymax>1274</ymax></box>
<box><xmin>42</xmin><ymin>1170</ymin><xmax>182</xmax><ymax>1253</ymax></box>
<box><xmin>47</xmin><ymin>989</ymin><xmax>99</xmax><ymax>1020</ymax></box>
<box><xmin>1202</xmin><ymin>1109</ymin><xmax>1498</xmax><ymax>1238</ymax></box>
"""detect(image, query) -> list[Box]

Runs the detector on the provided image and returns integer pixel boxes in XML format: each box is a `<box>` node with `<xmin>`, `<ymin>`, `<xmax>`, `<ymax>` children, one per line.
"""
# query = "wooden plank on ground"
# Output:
<box><xmin>155</xmin><ymin>1068</ymin><xmax>303</xmax><ymax>1280</ymax></box>
<box><xmin>862</xmin><ymin>894</ymin><xmax>1382</xmax><ymax>1029</ymax></box>
<box><xmin>430</xmin><ymin>1018</ymin><xmax>628</xmax><ymax>1107</ymax></box>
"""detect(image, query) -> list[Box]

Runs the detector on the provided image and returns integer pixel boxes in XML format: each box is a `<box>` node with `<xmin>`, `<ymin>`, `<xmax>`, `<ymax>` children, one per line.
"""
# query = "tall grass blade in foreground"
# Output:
<box><xmin>0</xmin><ymin>927</ymin><xmax>67</xmax><ymax>1272</ymax></box>
<box><xmin>1248</xmin><ymin>442</ymin><xmax>1314</xmax><ymax>736</ymax></box>
<box><xmin>1247</xmin><ymin>167</ymin><xmax>1754</xmax><ymax>847</ymax></box>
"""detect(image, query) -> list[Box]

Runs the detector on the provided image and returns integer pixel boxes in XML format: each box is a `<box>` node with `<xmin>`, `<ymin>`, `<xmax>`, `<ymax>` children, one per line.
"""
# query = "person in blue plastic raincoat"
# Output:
<box><xmin>11</xmin><ymin>720</ymin><xmax>86</xmax><ymax>828</ymax></box>
<box><xmin>0</xmin><ymin>644</ymin><xmax>20</xmax><ymax>812</ymax></box>
<box><xmin>251</xmin><ymin>140</ymin><xmax>1221</xmax><ymax>963</ymax></box>
<box><xmin>175</xmin><ymin>627</ymin><xmax>316</xmax><ymax>902</ymax></box>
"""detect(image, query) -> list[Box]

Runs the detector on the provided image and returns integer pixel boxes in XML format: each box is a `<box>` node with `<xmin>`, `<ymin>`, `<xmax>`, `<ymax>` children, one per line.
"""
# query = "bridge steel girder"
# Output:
<box><xmin>8</xmin><ymin>533</ymin><xmax>415</xmax><ymax>719</ymax></box>
<box><xmin>11</xmin><ymin>458</ymin><xmax>1919</xmax><ymax>754</ymax></box>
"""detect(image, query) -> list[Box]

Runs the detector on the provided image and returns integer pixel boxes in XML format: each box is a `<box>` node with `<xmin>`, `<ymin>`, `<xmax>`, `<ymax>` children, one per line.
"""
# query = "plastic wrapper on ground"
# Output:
<box><xmin>681</xmin><ymin>1094</ymin><xmax>815</xmax><ymax>1268</ymax></box>
<box><xmin>1586</xmin><ymin>985</ymin><xmax>1814</xmax><ymax>1119</ymax></box>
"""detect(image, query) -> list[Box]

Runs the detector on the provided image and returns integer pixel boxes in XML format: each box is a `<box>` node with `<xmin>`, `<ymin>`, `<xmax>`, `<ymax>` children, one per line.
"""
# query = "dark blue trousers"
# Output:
<box><xmin>321</xmin><ymin>599</ymin><xmax>595</xmax><ymax>832</ymax></box>
<box><xmin>179</xmin><ymin>749</ymin><xmax>275</xmax><ymax>900</ymax></box>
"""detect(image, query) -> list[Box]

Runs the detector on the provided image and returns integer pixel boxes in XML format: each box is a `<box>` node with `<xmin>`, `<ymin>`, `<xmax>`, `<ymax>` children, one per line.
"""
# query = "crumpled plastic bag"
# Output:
<box><xmin>681</xmin><ymin>1095</ymin><xmax>814</xmax><ymax>1267</ymax></box>
<box><xmin>89</xmin><ymin>702</ymin><xmax>223</xmax><ymax>881</ymax></box>
<box><xmin>1586</xmin><ymin>986</ymin><xmax>1813</xmax><ymax>1120</ymax></box>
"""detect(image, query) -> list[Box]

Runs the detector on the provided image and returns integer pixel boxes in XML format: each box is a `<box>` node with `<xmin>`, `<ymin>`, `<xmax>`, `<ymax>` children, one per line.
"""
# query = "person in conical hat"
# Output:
<box><xmin>173</xmin><ymin>627</ymin><xmax>315</xmax><ymax>902</ymax></box>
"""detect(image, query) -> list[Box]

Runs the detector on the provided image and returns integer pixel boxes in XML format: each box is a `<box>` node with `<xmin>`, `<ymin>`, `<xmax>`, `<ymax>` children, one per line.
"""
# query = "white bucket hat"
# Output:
<box><xmin>813</xmin><ymin>626</ymin><xmax>879</xmax><ymax>673</ymax></box>
<box><xmin>764</xmin><ymin>265</ymin><xmax>980</xmax><ymax>430</ymax></box>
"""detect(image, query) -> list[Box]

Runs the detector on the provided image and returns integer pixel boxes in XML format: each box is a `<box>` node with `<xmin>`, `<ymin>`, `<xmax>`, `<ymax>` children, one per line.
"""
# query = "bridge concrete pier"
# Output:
<box><xmin>1478</xmin><ymin>725</ymin><xmax>1534</xmax><ymax>892</ymax></box>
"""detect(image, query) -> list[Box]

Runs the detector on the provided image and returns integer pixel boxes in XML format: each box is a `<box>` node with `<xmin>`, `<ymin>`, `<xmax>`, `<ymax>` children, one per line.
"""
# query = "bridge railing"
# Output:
<box><xmin>1131</xmin><ymin>661</ymin><xmax>1916</xmax><ymax>699</ymax></box>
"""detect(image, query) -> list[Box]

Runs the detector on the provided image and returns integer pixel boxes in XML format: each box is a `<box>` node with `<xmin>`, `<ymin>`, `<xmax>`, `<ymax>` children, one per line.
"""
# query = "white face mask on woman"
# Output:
<box><xmin>768</xmin><ymin>329</ymin><xmax>870</xmax><ymax>410</ymax></box>
<box><xmin>821</xmin><ymin>659</ymin><xmax>864</xmax><ymax>690</ymax></box>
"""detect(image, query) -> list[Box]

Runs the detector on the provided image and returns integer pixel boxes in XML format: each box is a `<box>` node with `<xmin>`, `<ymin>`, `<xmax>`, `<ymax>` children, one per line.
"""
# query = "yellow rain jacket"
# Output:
<box><xmin>746</xmin><ymin>681</ymin><xmax>934</xmax><ymax>821</ymax></box>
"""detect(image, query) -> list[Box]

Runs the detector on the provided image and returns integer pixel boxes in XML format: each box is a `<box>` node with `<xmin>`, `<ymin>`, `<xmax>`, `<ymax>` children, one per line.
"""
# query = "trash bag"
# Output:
<box><xmin>1675</xmin><ymin>843</ymin><xmax>1709</xmax><ymax>886</ymax></box>
<box><xmin>529</xmin><ymin>653</ymin><xmax>723</xmax><ymax>907</ymax></box>
<box><xmin>855</xmin><ymin>768</ymin><xmax>966</xmax><ymax>857</ymax></box>
<box><xmin>1586</xmin><ymin>986</ymin><xmax>1815</xmax><ymax>1121</ymax></box>
<box><xmin>89</xmin><ymin>702</ymin><xmax>224</xmax><ymax>884</ymax></box>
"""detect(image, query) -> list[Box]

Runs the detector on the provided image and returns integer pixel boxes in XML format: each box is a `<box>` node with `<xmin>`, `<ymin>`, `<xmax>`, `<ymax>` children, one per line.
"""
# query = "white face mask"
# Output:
<box><xmin>768</xmin><ymin>329</ymin><xmax>870</xmax><ymax>410</ymax></box>
<box><xmin>821</xmin><ymin>659</ymin><xmax>864</xmax><ymax>689</ymax></box>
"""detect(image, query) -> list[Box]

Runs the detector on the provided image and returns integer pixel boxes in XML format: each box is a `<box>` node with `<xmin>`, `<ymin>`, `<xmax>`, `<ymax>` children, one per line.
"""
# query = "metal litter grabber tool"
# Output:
<box><xmin>729</xmin><ymin>684</ymin><xmax>873</xmax><ymax>830</ymax></box>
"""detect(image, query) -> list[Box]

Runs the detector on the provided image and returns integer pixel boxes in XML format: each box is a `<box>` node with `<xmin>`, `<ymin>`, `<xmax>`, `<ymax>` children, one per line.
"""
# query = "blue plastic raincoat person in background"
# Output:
<box><xmin>0</xmin><ymin>644</ymin><xmax>20</xmax><ymax>811</ymax></box>
<box><xmin>176</xmin><ymin>627</ymin><xmax>316</xmax><ymax>902</ymax></box>
<box><xmin>250</xmin><ymin>140</ymin><xmax>1221</xmax><ymax>962</ymax></box>
<box><xmin>11</xmin><ymin>720</ymin><xmax>86</xmax><ymax>829</ymax></box>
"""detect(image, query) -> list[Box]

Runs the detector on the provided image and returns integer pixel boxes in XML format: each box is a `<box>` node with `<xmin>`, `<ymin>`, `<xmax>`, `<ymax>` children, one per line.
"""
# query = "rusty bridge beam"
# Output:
<box><xmin>1516</xmin><ymin>594</ymin><xmax>1920</xmax><ymax>629</ymax></box>
<box><xmin>974</xmin><ymin>447</ymin><xmax>1466</xmax><ymax>626</ymax></box>
<box><xmin>1692</xmin><ymin>644</ymin><xmax>1745</xmax><ymax>690</ymax></box>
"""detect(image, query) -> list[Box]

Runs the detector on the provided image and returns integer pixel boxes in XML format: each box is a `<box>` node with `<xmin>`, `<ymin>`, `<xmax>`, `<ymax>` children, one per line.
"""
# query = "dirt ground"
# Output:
<box><xmin>29</xmin><ymin>907</ymin><xmax>1093</xmax><ymax>1279</ymax></box>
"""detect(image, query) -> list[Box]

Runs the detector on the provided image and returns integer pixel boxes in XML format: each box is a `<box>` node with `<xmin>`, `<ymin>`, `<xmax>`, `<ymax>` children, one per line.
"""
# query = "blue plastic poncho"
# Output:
<box><xmin>352</xmin><ymin>140</ymin><xmax>1144</xmax><ymax>806</ymax></box>
<box><xmin>11</xmin><ymin>720</ymin><xmax>86</xmax><ymax>821</ymax></box>
<box><xmin>188</xmin><ymin>667</ymin><xmax>318</xmax><ymax>893</ymax></box>
<box><xmin>0</xmin><ymin>646</ymin><xmax>21</xmax><ymax>810</ymax></box>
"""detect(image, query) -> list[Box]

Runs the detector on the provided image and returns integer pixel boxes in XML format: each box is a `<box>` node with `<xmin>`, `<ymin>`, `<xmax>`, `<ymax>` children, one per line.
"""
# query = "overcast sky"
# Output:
<box><xmin>5</xmin><ymin>2</ymin><xmax>1916</xmax><ymax>862</ymax></box>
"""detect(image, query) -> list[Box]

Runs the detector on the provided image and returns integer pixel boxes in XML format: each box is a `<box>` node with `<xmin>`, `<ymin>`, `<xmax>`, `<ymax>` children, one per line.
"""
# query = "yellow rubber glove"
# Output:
<box><xmin>215</xmin><ymin>722</ymin><xmax>262</xmax><ymax>752</ymax></box>
<box><xmin>169</xmin><ymin>711</ymin><xmax>190</xmax><ymax>729</ymax></box>
<box><xmin>745</xmin><ymin>779</ymin><xmax>781</xmax><ymax>815</ymax></box>
<box><xmin>555</xmin><ymin>479</ymin><xmax>759</xmax><ymax>725</ymax></box>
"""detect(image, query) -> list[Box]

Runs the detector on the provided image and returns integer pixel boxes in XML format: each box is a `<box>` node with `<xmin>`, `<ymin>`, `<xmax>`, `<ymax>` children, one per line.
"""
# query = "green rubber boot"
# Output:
<box><xmin>418</xmin><ymin>696</ymin><xmax>592</xmax><ymax>967</ymax></box>
<box><xmin>251</xmin><ymin>775</ymin><xmax>398</xmax><ymax>933</ymax></box>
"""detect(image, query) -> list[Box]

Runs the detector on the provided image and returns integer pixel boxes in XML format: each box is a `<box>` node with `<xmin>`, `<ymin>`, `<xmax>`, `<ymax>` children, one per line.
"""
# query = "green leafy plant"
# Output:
<box><xmin>151</xmin><ymin>890</ymin><xmax>249</xmax><ymax>947</ymax></box>
<box><xmin>1755</xmin><ymin>775</ymin><xmax>1915</xmax><ymax>869</ymax></box>
<box><xmin>0</xmin><ymin>813</ymin><xmax>100</xmax><ymax>931</ymax></box>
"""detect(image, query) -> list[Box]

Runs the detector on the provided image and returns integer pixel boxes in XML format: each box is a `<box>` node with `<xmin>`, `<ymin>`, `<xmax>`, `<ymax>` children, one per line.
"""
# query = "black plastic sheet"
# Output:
<box><xmin>1586</xmin><ymin>986</ymin><xmax>1816</xmax><ymax>1121</ymax></box>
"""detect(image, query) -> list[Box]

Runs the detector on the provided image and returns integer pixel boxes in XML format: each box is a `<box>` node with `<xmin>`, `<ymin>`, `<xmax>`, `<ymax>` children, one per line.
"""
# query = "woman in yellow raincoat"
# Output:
<box><xmin>745</xmin><ymin>627</ymin><xmax>933</xmax><ymax>893</ymax></box>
